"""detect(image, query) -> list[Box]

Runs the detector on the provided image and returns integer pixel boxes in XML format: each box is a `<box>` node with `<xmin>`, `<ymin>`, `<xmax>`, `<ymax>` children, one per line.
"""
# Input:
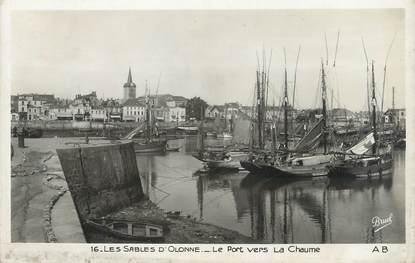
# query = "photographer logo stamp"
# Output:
<box><xmin>372</xmin><ymin>213</ymin><xmax>393</xmax><ymax>232</ymax></box>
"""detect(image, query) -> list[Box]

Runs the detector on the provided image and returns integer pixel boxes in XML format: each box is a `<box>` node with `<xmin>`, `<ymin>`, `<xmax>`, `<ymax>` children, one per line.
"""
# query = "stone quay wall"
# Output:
<box><xmin>56</xmin><ymin>142</ymin><xmax>144</xmax><ymax>222</ymax></box>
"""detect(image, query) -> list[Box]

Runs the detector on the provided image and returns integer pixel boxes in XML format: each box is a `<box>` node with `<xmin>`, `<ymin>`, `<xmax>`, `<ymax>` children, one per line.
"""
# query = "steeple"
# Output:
<box><xmin>123</xmin><ymin>67</ymin><xmax>136</xmax><ymax>102</ymax></box>
<box><xmin>127</xmin><ymin>67</ymin><xmax>132</xmax><ymax>83</ymax></box>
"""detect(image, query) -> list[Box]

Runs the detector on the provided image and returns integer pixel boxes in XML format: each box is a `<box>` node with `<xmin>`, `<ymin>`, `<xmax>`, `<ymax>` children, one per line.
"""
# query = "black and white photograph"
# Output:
<box><xmin>2</xmin><ymin>3</ymin><xmax>414</xmax><ymax>262</ymax></box>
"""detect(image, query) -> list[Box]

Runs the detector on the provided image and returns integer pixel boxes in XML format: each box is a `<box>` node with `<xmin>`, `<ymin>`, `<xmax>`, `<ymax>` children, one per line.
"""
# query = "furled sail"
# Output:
<box><xmin>346</xmin><ymin>132</ymin><xmax>375</xmax><ymax>155</ymax></box>
<box><xmin>293</xmin><ymin>118</ymin><xmax>324</xmax><ymax>152</ymax></box>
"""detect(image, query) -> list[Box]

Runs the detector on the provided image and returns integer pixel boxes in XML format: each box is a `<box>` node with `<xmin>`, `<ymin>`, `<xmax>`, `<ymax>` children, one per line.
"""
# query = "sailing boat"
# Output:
<box><xmin>241</xmin><ymin>61</ymin><xmax>333</xmax><ymax>178</ymax></box>
<box><xmin>133</xmin><ymin>87</ymin><xmax>167</xmax><ymax>154</ymax></box>
<box><xmin>217</xmin><ymin>105</ymin><xmax>233</xmax><ymax>139</ymax></box>
<box><xmin>194</xmin><ymin>105</ymin><xmax>247</xmax><ymax>172</ymax></box>
<box><xmin>329</xmin><ymin>62</ymin><xmax>393</xmax><ymax>178</ymax></box>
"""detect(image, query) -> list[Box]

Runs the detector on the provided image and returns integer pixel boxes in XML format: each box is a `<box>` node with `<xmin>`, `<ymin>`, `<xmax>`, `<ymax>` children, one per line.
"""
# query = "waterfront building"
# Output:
<box><xmin>122</xmin><ymin>98</ymin><xmax>146</xmax><ymax>122</ymax></box>
<box><xmin>70</xmin><ymin>102</ymin><xmax>91</xmax><ymax>121</ymax></box>
<box><xmin>167</xmin><ymin>106</ymin><xmax>186</xmax><ymax>122</ymax></box>
<box><xmin>123</xmin><ymin>68</ymin><xmax>136</xmax><ymax>103</ymax></box>
<box><xmin>384</xmin><ymin>108</ymin><xmax>406</xmax><ymax>130</ymax></box>
<box><xmin>90</xmin><ymin>107</ymin><xmax>107</xmax><ymax>121</ymax></box>
<box><xmin>48</xmin><ymin>105</ymin><xmax>73</xmax><ymax>120</ymax></box>
<box><xmin>17</xmin><ymin>93</ymin><xmax>55</xmax><ymax>121</ymax></box>
<box><xmin>102</xmin><ymin>98</ymin><xmax>123</xmax><ymax>122</ymax></box>
<box><xmin>205</xmin><ymin>105</ymin><xmax>222</xmax><ymax>119</ymax></box>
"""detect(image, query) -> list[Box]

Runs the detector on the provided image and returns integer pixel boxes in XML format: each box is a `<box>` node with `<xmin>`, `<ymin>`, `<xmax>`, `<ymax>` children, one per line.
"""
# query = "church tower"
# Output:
<box><xmin>123</xmin><ymin>67</ymin><xmax>136</xmax><ymax>102</ymax></box>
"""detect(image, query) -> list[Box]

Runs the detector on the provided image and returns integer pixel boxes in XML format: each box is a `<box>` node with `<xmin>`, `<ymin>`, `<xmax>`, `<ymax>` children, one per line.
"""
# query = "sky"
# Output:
<box><xmin>11</xmin><ymin>9</ymin><xmax>404</xmax><ymax>111</ymax></box>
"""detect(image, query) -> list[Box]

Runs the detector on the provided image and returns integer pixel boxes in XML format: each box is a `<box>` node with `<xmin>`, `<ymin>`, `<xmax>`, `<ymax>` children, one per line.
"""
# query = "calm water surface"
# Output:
<box><xmin>136</xmin><ymin>136</ymin><xmax>405</xmax><ymax>243</ymax></box>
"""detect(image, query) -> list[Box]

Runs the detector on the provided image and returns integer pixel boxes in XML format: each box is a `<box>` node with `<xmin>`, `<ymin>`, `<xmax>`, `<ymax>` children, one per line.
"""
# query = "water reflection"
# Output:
<box><xmin>135</xmin><ymin>139</ymin><xmax>405</xmax><ymax>243</ymax></box>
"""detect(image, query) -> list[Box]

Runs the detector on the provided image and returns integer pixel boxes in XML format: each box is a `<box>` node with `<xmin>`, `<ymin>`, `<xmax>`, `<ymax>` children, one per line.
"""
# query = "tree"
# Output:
<box><xmin>185</xmin><ymin>97</ymin><xmax>208</xmax><ymax>121</ymax></box>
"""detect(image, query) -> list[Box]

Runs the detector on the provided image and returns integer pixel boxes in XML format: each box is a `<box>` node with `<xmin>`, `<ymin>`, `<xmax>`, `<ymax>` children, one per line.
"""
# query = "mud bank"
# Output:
<box><xmin>86</xmin><ymin>199</ymin><xmax>254</xmax><ymax>243</ymax></box>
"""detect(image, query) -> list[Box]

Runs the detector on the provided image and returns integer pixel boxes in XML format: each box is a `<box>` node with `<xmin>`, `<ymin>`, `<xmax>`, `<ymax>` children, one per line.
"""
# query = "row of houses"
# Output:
<box><xmin>11</xmin><ymin>93</ymin><xmax>187</xmax><ymax>123</ymax></box>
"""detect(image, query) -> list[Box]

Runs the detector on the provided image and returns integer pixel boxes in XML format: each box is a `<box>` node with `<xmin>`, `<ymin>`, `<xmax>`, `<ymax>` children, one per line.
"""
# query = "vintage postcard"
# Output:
<box><xmin>0</xmin><ymin>0</ymin><xmax>414</xmax><ymax>262</ymax></box>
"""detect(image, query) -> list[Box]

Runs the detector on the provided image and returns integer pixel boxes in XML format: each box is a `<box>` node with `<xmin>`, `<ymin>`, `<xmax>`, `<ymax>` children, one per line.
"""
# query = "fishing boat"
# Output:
<box><xmin>203</xmin><ymin>151</ymin><xmax>248</xmax><ymax>171</ymax></box>
<box><xmin>193</xmin><ymin>106</ymin><xmax>247</xmax><ymax>171</ymax></box>
<box><xmin>84</xmin><ymin>218</ymin><xmax>165</xmax><ymax>242</ymax></box>
<box><xmin>134</xmin><ymin>139</ymin><xmax>167</xmax><ymax>153</ymax></box>
<box><xmin>132</xmin><ymin>89</ymin><xmax>167</xmax><ymax>154</ymax></box>
<box><xmin>329</xmin><ymin>62</ymin><xmax>393</xmax><ymax>179</ymax></box>
<box><xmin>241</xmin><ymin>59</ymin><xmax>333</xmax><ymax>178</ymax></box>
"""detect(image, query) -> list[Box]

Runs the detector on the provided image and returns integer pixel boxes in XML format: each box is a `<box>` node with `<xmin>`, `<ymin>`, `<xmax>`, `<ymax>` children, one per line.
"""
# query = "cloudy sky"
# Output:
<box><xmin>11</xmin><ymin>9</ymin><xmax>404</xmax><ymax>111</ymax></box>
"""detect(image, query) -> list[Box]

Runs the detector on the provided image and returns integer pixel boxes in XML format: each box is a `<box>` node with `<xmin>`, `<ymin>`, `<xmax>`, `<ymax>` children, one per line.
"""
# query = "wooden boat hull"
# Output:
<box><xmin>133</xmin><ymin>140</ymin><xmax>167</xmax><ymax>153</ymax></box>
<box><xmin>204</xmin><ymin>152</ymin><xmax>247</xmax><ymax>171</ymax></box>
<box><xmin>240</xmin><ymin>160</ymin><xmax>265</xmax><ymax>174</ymax></box>
<box><xmin>329</xmin><ymin>159</ymin><xmax>393</xmax><ymax>178</ymax></box>
<box><xmin>84</xmin><ymin>219</ymin><xmax>165</xmax><ymax>242</ymax></box>
<box><xmin>259</xmin><ymin>163</ymin><xmax>330</xmax><ymax>177</ymax></box>
<box><xmin>241</xmin><ymin>155</ymin><xmax>332</xmax><ymax>178</ymax></box>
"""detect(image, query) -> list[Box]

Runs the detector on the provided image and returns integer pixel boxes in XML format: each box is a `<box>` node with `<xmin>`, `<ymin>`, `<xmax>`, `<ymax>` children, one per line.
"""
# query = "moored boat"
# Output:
<box><xmin>204</xmin><ymin>151</ymin><xmax>248</xmax><ymax>171</ymax></box>
<box><xmin>84</xmin><ymin>218</ymin><xmax>165</xmax><ymax>242</ymax></box>
<box><xmin>134</xmin><ymin>139</ymin><xmax>167</xmax><ymax>153</ymax></box>
<box><xmin>329</xmin><ymin>62</ymin><xmax>394</xmax><ymax>179</ymax></box>
<box><xmin>242</xmin><ymin>60</ymin><xmax>333</xmax><ymax>178</ymax></box>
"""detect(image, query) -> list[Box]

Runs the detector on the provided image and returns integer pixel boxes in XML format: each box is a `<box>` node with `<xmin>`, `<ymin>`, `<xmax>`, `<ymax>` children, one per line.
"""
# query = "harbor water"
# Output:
<box><xmin>137</xmin><ymin>136</ymin><xmax>405</xmax><ymax>243</ymax></box>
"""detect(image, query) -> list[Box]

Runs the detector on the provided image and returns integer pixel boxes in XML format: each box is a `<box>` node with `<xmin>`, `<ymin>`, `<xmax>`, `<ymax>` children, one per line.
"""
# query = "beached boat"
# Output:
<box><xmin>84</xmin><ymin>218</ymin><xmax>164</xmax><ymax>242</ymax></box>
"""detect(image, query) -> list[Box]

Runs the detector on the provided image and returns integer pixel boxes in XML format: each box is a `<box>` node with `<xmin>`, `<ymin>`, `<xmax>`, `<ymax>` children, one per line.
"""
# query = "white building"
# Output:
<box><xmin>90</xmin><ymin>108</ymin><xmax>107</xmax><ymax>121</ymax></box>
<box><xmin>167</xmin><ymin>106</ymin><xmax>186</xmax><ymax>122</ymax></box>
<box><xmin>122</xmin><ymin>99</ymin><xmax>146</xmax><ymax>122</ymax></box>
<box><xmin>17</xmin><ymin>94</ymin><xmax>54</xmax><ymax>121</ymax></box>
<box><xmin>49</xmin><ymin>106</ymin><xmax>73</xmax><ymax>120</ymax></box>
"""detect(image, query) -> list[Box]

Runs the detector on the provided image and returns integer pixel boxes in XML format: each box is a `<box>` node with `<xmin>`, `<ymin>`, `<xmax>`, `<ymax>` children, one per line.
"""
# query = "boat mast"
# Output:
<box><xmin>321</xmin><ymin>61</ymin><xmax>328</xmax><ymax>154</ymax></box>
<box><xmin>362</xmin><ymin>38</ymin><xmax>371</xmax><ymax>118</ymax></box>
<box><xmin>145</xmin><ymin>81</ymin><xmax>151</xmax><ymax>143</ymax></box>
<box><xmin>284</xmin><ymin>51</ymin><xmax>289</xmax><ymax>150</ymax></box>
<box><xmin>256</xmin><ymin>69</ymin><xmax>263</xmax><ymax>150</ymax></box>
<box><xmin>371</xmin><ymin>61</ymin><xmax>377</xmax><ymax>155</ymax></box>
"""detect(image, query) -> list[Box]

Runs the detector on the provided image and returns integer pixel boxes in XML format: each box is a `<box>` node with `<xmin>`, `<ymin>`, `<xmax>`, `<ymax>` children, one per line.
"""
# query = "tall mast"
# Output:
<box><xmin>371</xmin><ymin>61</ymin><xmax>377</xmax><ymax>155</ymax></box>
<box><xmin>145</xmin><ymin>81</ymin><xmax>151</xmax><ymax>142</ymax></box>
<box><xmin>256</xmin><ymin>70</ymin><xmax>263</xmax><ymax>150</ymax></box>
<box><xmin>321</xmin><ymin>61</ymin><xmax>328</xmax><ymax>154</ymax></box>
<box><xmin>361</xmin><ymin>37</ymin><xmax>371</xmax><ymax>118</ymax></box>
<box><xmin>284</xmin><ymin>62</ymin><xmax>289</xmax><ymax>149</ymax></box>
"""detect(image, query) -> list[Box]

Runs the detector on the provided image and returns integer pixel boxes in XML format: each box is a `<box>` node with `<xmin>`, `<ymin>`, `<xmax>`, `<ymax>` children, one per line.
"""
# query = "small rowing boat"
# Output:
<box><xmin>84</xmin><ymin>218</ymin><xmax>165</xmax><ymax>242</ymax></box>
